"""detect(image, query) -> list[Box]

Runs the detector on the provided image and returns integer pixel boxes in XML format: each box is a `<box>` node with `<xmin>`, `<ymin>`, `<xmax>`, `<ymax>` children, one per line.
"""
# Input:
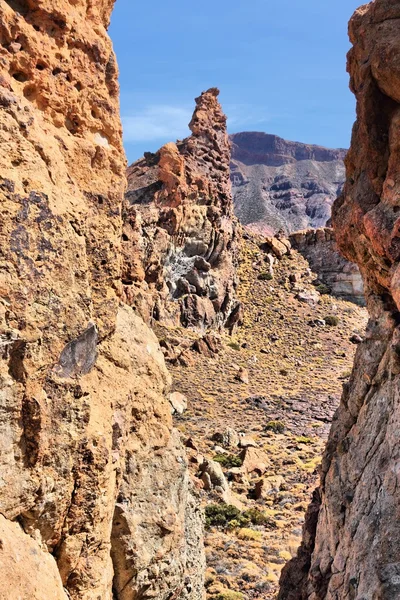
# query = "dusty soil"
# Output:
<box><xmin>156</xmin><ymin>234</ymin><xmax>368</xmax><ymax>600</ymax></box>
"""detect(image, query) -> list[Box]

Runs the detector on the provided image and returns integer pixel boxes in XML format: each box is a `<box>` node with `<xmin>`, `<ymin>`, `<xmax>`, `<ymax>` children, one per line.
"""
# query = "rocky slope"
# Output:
<box><xmin>279</xmin><ymin>1</ymin><xmax>400</xmax><ymax>598</ymax></box>
<box><xmin>0</xmin><ymin>2</ymin><xmax>204</xmax><ymax>599</ymax></box>
<box><xmin>289</xmin><ymin>228</ymin><xmax>365</xmax><ymax>306</ymax></box>
<box><xmin>124</xmin><ymin>88</ymin><xmax>239</xmax><ymax>330</ymax></box>
<box><xmin>161</xmin><ymin>232</ymin><xmax>367</xmax><ymax>599</ymax></box>
<box><xmin>230</xmin><ymin>132</ymin><xmax>346</xmax><ymax>235</ymax></box>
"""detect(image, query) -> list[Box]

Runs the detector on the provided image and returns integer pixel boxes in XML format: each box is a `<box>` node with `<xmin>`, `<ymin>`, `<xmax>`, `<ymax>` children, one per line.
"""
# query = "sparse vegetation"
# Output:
<box><xmin>227</xmin><ymin>341</ymin><xmax>241</xmax><ymax>351</ymax></box>
<box><xmin>237</xmin><ymin>528</ymin><xmax>262</xmax><ymax>541</ymax></box>
<box><xmin>314</xmin><ymin>282</ymin><xmax>331</xmax><ymax>295</ymax></box>
<box><xmin>205</xmin><ymin>504</ymin><xmax>274</xmax><ymax>530</ymax></box>
<box><xmin>214</xmin><ymin>591</ymin><xmax>244</xmax><ymax>600</ymax></box>
<box><xmin>325</xmin><ymin>315</ymin><xmax>339</xmax><ymax>326</ymax></box>
<box><xmin>168</xmin><ymin>234</ymin><xmax>368</xmax><ymax>599</ymax></box>
<box><xmin>265</xmin><ymin>420</ymin><xmax>286</xmax><ymax>434</ymax></box>
<box><xmin>213</xmin><ymin>453</ymin><xmax>242</xmax><ymax>468</ymax></box>
<box><xmin>258</xmin><ymin>272</ymin><xmax>273</xmax><ymax>281</ymax></box>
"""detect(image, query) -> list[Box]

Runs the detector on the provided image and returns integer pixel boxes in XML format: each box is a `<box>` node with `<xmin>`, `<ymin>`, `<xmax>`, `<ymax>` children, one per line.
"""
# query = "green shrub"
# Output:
<box><xmin>205</xmin><ymin>504</ymin><xmax>273</xmax><ymax>530</ymax></box>
<box><xmin>243</xmin><ymin>507</ymin><xmax>274</xmax><ymax>526</ymax></box>
<box><xmin>227</xmin><ymin>341</ymin><xmax>241</xmax><ymax>351</ymax></box>
<box><xmin>258</xmin><ymin>272</ymin><xmax>273</xmax><ymax>281</ymax></box>
<box><xmin>265</xmin><ymin>420</ymin><xmax>286</xmax><ymax>434</ymax></box>
<box><xmin>237</xmin><ymin>527</ymin><xmax>262</xmax><ymax>541</ymax></box>
<box><xmin>324</xmin><ymin>315</ymin><xmax>339</xmax><ymax>326</ymax></box>
<box><xmin>214</xmin><ymin>591</ymin><xmax>244</xmax><ymax>600</ymax></box>
<box><xmin>314</xmin><ymin>283</ymin><xmax>331</xmax><ymax>295</ymax></box>
<box><xmin>205</xmin><ymin>504</ymin><xmax>248</xmax><ymax>529</ymax></box>
<box><xmin>213</xmin><ymin>454</ymin><xmax>243</xmax><ymax>468</ymax></box>
<box><xmin>296</xmin><ymin>436</ymin><xmax>314</xmax><ymax>445</ymax></box>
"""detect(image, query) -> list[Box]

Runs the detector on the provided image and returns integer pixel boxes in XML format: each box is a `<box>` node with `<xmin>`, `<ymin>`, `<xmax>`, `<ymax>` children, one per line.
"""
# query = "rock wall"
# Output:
<box><xmin>124</xmin><ymin>88</ymin><xmax>240</xmax><ymax>330</ymax></box>
<box><xmin>279</xmin><ymin>1</ymin><xmax>400</xmax><ymax>598</ymax></box>
<box><xmin>0</xmin><ymin>2</ymin><xmax>204</xmax><ymax>599</ymax></box>
<box><xmin>289</xmin><ymin>228</ymin><xmax>365</xmax><ymax>306</ymax></box>
<box><xmin>230</xmin><ymin>132</ymin><xmax>346</xmax><ymax>235</ymax></box>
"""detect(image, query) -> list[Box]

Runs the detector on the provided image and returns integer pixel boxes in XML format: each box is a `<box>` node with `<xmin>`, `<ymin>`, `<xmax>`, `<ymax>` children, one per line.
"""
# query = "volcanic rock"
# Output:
<box><xmin>230</xmin><ymin>132</ymin><xmax>346</xmax><ymax>235</ymax></box>
<box><xmin>123</xmin><ymin>88</ymin><xmax>240</xmax><ymax>330</ymax></box>
<box><xmin>0</xmin><ymin>3</ymin><xmax>204</xmax><ymax>599</ymax></box>
<box><xmin>290</xmin><ymin>227</ymin><xmax>365</xmax><ymax>305</ymax></box>
<box><xmin>279</xmin><ymin>2</ymin><xmax>400</xmax><ymax>598</ymax></box>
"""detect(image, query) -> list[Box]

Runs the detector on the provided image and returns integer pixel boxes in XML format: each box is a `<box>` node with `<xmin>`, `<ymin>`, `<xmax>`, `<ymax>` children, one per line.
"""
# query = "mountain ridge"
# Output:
<box><xmin>230</xmin><ymin>131</ymin><xmax>346</xmax><ymax>235</ymax></box>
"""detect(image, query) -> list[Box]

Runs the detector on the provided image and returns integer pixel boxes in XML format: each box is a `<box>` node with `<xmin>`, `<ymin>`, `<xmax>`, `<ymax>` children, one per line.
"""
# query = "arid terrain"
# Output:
<box><xmin>156</xmin><ymin>233</ymin><xmax>367</xmax><ymax>599</ymax></box>
<box><xmin>231</xmin><ymin>132</ymin><xmax>346</xmax><ymax>235</ymax></box>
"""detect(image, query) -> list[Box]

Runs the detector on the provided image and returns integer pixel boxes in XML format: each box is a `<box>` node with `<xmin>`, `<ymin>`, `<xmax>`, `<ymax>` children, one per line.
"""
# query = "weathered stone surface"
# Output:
<box><xmin>0</xmin><ymin>514</ymin><xmax>67</xmax><ymax>600</ymax></box>
<box><xmin>290</xmin><ymin>228</ymin><xmax>365</xmax><ymax>305</ymax></box>
<box><xmin>0</xmin><ymin>3</ymin><xmax>204</xmax><ymax>599</ymax></box>
<box><xmin>230</xmin><ymin>132</ymin><xmax>346</xmax><ymax>235</ymax></box>
<box><xmin>279</xmin><ymin>2</ymin><xmax>400</xmax><ymax>598</ymax></box>
<box><xmin>123</xmin><ymin>88</ymin><xmax>240</xmax><ymax>330</ymax></box>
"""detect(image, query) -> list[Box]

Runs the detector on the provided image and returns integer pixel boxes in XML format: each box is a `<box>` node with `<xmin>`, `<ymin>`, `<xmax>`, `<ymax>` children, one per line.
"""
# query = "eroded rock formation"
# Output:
<box><xmin>279</xmin><ymin>1</ymin><xmax>400</xmax><ymax>598</ymax></box>
<box><xmin>124</xmin><ymin>88</ymin><xmax>239</xmax><ymax>330</ymax></box>
<box><xmin>0</xmin><ymin>2</ymin><xmax>204</xmax><ymax>599</ymax></box>
<box><xmin>230</xmin><ymin>132</ymin><xmax>346</xmax><ymax>235</ymax></box>
<box><xmin>289</xmin><ymin>228</ymin><xmax>365</xmax><ymax>305</ymax></box>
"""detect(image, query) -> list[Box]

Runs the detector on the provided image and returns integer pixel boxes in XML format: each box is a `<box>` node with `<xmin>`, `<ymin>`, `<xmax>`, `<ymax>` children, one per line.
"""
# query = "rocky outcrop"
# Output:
<box><xmin>230</xmin><ymin>132</ymin><xmax>346</xmax><ymax>235</ymax></box>
<box><xmin>124</xmin><ymin>88</ymin><xmax>239</xmax><ymax>330</ymax></box>
<box><xmin>289</xmin><ymin>228</ymin><xmax>365</xmax><ymax>305</ymax></box>
<box><xmin>0</xmin><ymin>2</ymin><xmax>204</xmax><ymax>599</ymax></box>
<box><xmin>279</xmin><ymin>1</ymin><xmax>400</xmax><ymax>598</ymax></box>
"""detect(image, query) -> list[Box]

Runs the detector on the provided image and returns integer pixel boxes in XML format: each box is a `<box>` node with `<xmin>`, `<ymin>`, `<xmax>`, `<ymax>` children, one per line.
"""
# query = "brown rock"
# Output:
<box><xmin>239</xmin><ymin>436</ymin><xmax>258</xmax><ymax>448</ymax></box>
<box><xmin>235</xmin><ymin>367</ymin><xmax>249</xmax><ymax>384</ymax></box>
<box><xmin>230</xmin><ymin>132</ymin><xmax>346</xmax><ymax>235</ymax></box>
<box><xmin>240</xmin><ymin>447</ymin><xmax>270</xmax><ymax>475</ymax></box>
<box><xmin>169</xmin><ymin>391</ymin><xmax>188</xmax><ymax>414</ymax></box>
<box><xmin>0</xmin><ymin>3</ymin><xmax>205</xmax><ymax>599</ymax></box>
<box><xmin>0</xmin><ymin>515</ymin><xmax>66</xmax><ymax>599</ymax></box>
<box><xmin>123</xmin><ymin>89</ymin><xmax>240</xmax><ymax>330</ymax></box>
<box><xmin>280</xmin><ymin>3</ymin><xmax>400</xmax><ymax>599</ymax></box>
<box><xmin>255</xmin><ymin>476</ymin><xmax>284</xmax><ymax>500</ymax></box>
<box><xmin>289</xmin><ymin>227</ymin><xmax>365</xmax><ymax>305</ymax></box>
<box><xmin>262</xmin><ymin>236</ymin><xmax>291</xmax><ymax>259</ymax></box>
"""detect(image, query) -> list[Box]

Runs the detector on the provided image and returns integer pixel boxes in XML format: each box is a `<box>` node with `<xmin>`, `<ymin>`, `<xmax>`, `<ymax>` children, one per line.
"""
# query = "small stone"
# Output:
<box><xmin>235</xmin><ymin>367</ymin><xmax>249</xmax><ymax>384</ymax></box>
<box><xmin>350</xmin><ymin>334</ymin><xmax>363</xmax><ymax>344</ymax></box>
<box><xmin>296</xmin><ymin>290</ymin><xmax>320</xmax><ymax>305</ymax></box>
<box><xmin>239</xmin><ymin>437</ymin><xmax>258</xmax><ymax>448</ymax></box>
<box><xmin>169</xmin><ymin>392</ymin><xmax>188</xmax><ymax>415</ymax></box>
<box><xmin>8</xmin><ymin>42</ymin><xmax>22</xmax><ymax>54</ymax></box>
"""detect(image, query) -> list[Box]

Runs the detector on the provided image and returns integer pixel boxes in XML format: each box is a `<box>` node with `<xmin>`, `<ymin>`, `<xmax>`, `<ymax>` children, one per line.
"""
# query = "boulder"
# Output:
<box><xmin>169</xmin><ymin>391</ymin><xmax>188</xmax><ymax>415</ymax></box>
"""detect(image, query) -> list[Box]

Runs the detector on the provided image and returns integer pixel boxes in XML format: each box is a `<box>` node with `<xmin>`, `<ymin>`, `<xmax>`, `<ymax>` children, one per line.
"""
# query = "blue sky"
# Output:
<box><xmin>109</xmin><ymin>0</ymin><xmax>362</xmax><ymax>163</ymax></box>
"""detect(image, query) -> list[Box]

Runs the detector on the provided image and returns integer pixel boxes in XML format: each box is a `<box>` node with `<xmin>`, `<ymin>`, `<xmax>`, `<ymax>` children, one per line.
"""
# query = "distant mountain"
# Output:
<box><xmin>230</xmin><ymin>132</ymin><xmax>347</xmax><ymax>235</ymax></box>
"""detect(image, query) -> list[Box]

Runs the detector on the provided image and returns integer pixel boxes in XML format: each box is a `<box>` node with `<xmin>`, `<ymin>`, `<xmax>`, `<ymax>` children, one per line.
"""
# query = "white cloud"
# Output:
<box><xmin>122</xmin><ymin>105</ymin><xmax>192</xmax><ymax>143</ymax></box>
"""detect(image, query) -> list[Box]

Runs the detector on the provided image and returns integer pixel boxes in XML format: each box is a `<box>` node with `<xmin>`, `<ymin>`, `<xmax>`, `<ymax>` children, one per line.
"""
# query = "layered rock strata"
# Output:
<box><xmin>124</xmin><ymin>88</ymin><xmax>240</xmax><ymax>330</ymax></box>
<box><xmin>289</xmin><ymin>228</ymin><xmax>365</xmax><ymax>305</ymax></box>
<box><xmin>230</xmin><ymin>132</ymin><xmax>346</xmax><ymax>235</ymax></box>
<box><xmin>0</xmin><ymin>2</ymin><xmax>204</xmax><ymax>599</ymax></box>
<box><xmin>279</xmin><ymin>1</ymin><xmax>400</xmax><ymax>598</ymax></box>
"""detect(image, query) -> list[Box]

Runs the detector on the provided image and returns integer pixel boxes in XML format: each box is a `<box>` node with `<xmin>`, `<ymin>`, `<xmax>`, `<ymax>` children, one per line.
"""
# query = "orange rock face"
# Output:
<box><xmin>123</xmin><ymin>88</ymin><xmax>240</xmax><ymax>329</ymax></box>
<box><xmin>0</xmin><ymin>2</ymin><xmax>204</xmax><ymax>599</ymax></box>
<box><xmin>279</xmin><ymin>2</ymin><xmax>400</xmax><ymax>598</ymax></box>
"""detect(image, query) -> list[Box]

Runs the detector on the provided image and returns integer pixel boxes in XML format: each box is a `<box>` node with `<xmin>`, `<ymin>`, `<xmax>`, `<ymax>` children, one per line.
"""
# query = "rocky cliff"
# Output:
<box><xmin>279</xmin><ymin>1</ymin><xmax>400</xmax><ymax>598</ymax></box>
<box><xmin>124</xmin><ymin>88</ymin><xmax>239</xmax><ymax>331</ymax></box>
<box><xmin>289</xmin><ymin>228</ymin><xmax>365</xmax><ymax>306</ymax></box>
<box><xmin>230</xmin><ymin>132</ymin><xmax>346</xmax><ymax>235</ymax></box>
<box><xmin>0</xmin><ymin>2</ymin><xmax>204</xmax><ymax>599</ymax></box>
